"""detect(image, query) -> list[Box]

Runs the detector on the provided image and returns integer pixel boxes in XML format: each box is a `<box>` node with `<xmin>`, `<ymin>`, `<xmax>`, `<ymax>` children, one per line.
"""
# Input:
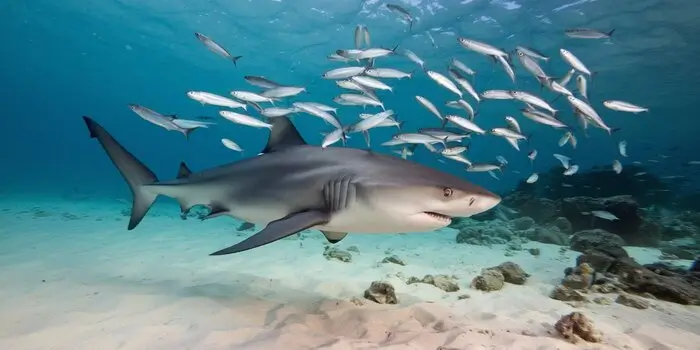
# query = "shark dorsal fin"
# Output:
<box><xmin>177</xmin><ymin>162</ymin><xmax>192</xmax><ymax>179</ymax></box>
<box><xmin>261</xmin><ymin>116</ymin><xmax>307</xmax><ymax>153</ymax></box>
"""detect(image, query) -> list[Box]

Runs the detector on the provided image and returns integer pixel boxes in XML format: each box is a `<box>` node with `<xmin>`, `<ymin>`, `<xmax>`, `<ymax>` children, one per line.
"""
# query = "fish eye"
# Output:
<box><xmin>518</xmin><ymin>51</ymin><xmax>524</xmax><ymax>56</ymax></box>
<box><xmin>443</xmin><ymin>187</ymin><xmax>454</xmax><ymax>197</ymax></box>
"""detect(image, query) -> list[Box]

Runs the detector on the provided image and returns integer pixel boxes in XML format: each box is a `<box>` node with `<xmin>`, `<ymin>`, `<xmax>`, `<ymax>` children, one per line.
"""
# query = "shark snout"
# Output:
<box><xmin>475</xmin><ymin>191</ymin><xmax>501</xmax><ymax>213</ymax></box>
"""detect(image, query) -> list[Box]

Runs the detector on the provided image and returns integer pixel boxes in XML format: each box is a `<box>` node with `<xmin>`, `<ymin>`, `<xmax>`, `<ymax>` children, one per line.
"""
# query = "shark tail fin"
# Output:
<box><xmin>83</xmin><ymin>116</ymin><xmax>159</xmax><ymax>230</ymax></box>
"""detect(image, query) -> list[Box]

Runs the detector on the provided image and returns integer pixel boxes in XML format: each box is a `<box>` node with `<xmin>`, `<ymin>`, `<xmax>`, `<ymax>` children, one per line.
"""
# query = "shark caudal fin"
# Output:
<box><xmin>83</xmin><ymin>116</ymin><xmax>159</xmax><ymax>230</ymax></box>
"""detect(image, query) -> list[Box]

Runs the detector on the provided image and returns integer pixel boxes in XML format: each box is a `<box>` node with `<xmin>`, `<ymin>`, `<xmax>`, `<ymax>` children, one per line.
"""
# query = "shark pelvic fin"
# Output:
<box><xmin>321</xmin><ymin>231</ymin><xmax>348</xmax><ymax>244</ymax></box>
<box><xmin>261</xmin><ymin>116</ymin><xmax>307</xmax><ymax>153</ymax></box>
<box><xmin>177</xmin><ymin>162</ymin><xmax>192</xmax><ymax>179</ymax></box>
<box><xmin>210</xmin><ymin>210</ymin><xmax>330</xmax><ymax>256</ymax></box>
<box><xmin>201</xmin><ymin>205</ymin><xmax>228</xmax><ymax>220</ymax></box>
<box><xmin>83</xmin><ymin>116</ymin><xmax>158</xmax><ymax>230</ymax></box>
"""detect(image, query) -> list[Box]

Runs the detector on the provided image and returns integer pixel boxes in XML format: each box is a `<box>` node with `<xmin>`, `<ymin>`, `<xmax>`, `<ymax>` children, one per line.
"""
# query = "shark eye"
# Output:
<box><xmin>443</xmin><ymin>187</ymin><xmax>453</xmax><ymax>197</ymax></box>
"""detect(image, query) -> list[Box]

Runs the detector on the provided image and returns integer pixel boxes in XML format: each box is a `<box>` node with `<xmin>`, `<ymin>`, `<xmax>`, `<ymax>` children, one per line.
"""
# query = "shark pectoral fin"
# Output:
<box><xmin>210</xmin><ymin>210</ymin><xmax>330</xmax><ymax>256</ymax></box>
<box><xmin>321</xmin><ymin>230</ymin><xmax>348</xmax><ymax>244</ymax></box>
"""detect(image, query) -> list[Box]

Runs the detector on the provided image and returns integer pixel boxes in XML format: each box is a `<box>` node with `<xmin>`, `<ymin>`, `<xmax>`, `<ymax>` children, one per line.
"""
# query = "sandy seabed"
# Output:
<box><xmin>1</xmin><ymin>197</ymin><xmax>699</xmax><ymax>350</ymax></box>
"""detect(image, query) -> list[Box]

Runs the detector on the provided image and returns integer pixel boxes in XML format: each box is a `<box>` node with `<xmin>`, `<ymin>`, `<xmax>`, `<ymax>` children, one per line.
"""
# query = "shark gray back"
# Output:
<box><xmin>83</xmin><ymin>115</ymin><xmax>500</xmax><ymax>256</ymax></box>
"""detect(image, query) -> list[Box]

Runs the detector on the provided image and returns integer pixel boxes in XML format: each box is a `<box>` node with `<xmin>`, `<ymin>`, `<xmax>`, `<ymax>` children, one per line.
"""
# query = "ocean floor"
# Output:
<box><xmin>1</xmin><ymin>196</ymin><xmax>699</xmax><ymax>350</ymax></box>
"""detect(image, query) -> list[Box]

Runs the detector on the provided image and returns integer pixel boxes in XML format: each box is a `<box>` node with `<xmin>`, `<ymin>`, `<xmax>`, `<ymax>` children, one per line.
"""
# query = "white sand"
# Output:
<box><xmin>1</xmin><ymin>197</ymin><xmax>699</xmax><ymax>350</ymax></box>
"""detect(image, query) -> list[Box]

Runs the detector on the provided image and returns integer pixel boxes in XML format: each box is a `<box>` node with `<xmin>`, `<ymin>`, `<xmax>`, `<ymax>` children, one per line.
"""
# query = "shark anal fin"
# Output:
<box><xmin>323</xmin><ymin>176</ymin><xmax>357</xmax><ymax>212</ymax></box>
<box><xmin>201</xmin><ymin>205</ymin><xmax>228</xmax><ymax>221</ymax></box>
<box><xmin>210</xmin><ymin>210</ymin><xmax>330</xmax><ymax>256</ymax></box>
<box><xmin>177</xmin><ymin>162</ymin><xmax>192</xmax><ymax>179</ymax></box>
<box><xmin>321</xmin><ymin>230</ymin><xmax>348</xmax><ymax>244</ymax></box>
<box><xmin>261</xmin><ymin>117</ymin><xmax>308</xmax><ymax>153</ymax></box>
<box><xmin>237</xmin><ymin>221</ymin><xmax>255</xmax><ymax>231</ymax></box>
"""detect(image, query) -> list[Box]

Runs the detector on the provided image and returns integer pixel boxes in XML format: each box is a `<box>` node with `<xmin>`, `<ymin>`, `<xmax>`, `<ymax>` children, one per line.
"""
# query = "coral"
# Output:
<box><xmin>555</xmin><ymin>312</ymin><xmax>602</xmax><ymax>343</ymax></box>
<box><xmin>364</xmin><ymin>281</ymin><xmax>398</xmax><ymax>304</ymax></box>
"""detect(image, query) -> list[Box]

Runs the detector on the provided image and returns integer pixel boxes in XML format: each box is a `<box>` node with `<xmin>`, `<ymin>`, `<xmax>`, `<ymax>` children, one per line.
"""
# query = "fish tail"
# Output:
<box><xmin>232</xmin><ymin>56</ymin><xmax>242</xmax><ymax>66</ymax></box>
<box><xmin>83</xmin><ymin>116</ymin><xmax>159</xmax><ymax>230</ymax></box>
<box><xmin>610</xmin><ymin>127</ymin><xmax>622</xmax><ymax>135</ymax></box>
<box><xmin>608</xmin><ymin>29</ymin><xmax>615</xmax><ymax>37</ymax></box>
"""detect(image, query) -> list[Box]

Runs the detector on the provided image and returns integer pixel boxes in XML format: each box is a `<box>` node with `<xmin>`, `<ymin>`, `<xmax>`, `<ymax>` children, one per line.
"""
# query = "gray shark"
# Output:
<box><xmin>83</xmin><ymin>115</ymin><xmax>501</xmax><ymax>256</ymax></box>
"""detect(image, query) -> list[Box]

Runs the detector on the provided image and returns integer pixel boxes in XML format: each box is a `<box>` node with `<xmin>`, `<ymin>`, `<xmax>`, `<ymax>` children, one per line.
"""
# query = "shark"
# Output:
<box><xmin>82</xmin><ymin>115</ymin><xmax>501</xmax><ymax>256</ymax></box>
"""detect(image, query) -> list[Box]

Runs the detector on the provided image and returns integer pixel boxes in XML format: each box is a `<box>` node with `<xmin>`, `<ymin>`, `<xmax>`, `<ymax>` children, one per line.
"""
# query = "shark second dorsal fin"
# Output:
<box><xmin>177</xmin><ymin>162</ymin><xmax>192</xmax><ymax>179</ymax></box>
<box><xmin>261</xmin><ymin>116</ymin><xmax>307</xmax><ymax>153</ymax></box>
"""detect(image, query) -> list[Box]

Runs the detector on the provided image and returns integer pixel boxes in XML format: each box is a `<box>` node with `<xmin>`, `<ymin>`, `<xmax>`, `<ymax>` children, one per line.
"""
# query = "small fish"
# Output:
<box><xmin>521</xmin><ymin>108</ymin><xmax>568</xmax><ymax>129</ymax></box>
<box><xmin>403</xmin><ymin>49</ymin><xmax>425</xmax><ymax>68</ymax></box>
<box><xmin>335</xmin><ymin>93</ymin><xmax>384</xmax><ymax>109</ymax></box>
<box><xmin>467</xmin><ymin>163</ymin><xmax>503</xmax><ymax>172</ymax></box>
<box><xmin>496</xmin><ymin>55</ymin><xmax>516</xmax><ymax>83</ymax></box>
<box><xmin>261</xmin><ymin>107</ymin><xmax>298</xmax><ymax>118</ymax></box>
<box><xmin>491</xmin><ymin>127</ymin><xmax>527</xmax><ymax>140</ymax></box>
<box><xmin>386</xmin><ymin>4</ymin><xmax>414</xmax><ymax>30</ymax></box>
<box><xmin>448</xmin><ymin>69</ymin><xmax>480</xmax><ymax>102</ymax></box>
<box><xmin>244</xmin><ymin>76</ymin><xmax>283</xmax><ymax>89</ymax></box>
<box><xmin>446</xmin><ymin>100</ymin><xmax>477</xmax><ymax>120</ymax></box>
<box><xmin>603</xmin><ymin>100</ymin><xmax>649</xmax><ymax>113</ymax></box>
<box><xmin>187</xmin><ymin>91</ymin><xmax>247</xmax><ymax>110</ymax></box>
<box><xmin>482</xmin><ymin>90</ymin><xmax>515</xmax><ymax>100</ymax></box>
<box><xmin>365</xmin><ymin>68</ymin><xmax>412</xmax><ymax>79</ymax></box>
<box><xmin>292</xmin><ymin>102</ymin><xmax>342</xmax><ymax>128</ymax></box>
<box><xmin>350</xmin><ymin>110</ymin><xmax>395</xmax><ymax>134</ymax></box>
<box><xmin>496</xmin><ymin>155</ymin><xmax>508</xmax><ymax>166</ymax></box>
<box><xmin>576</xmin><ymin>75</ymin><xmax>588</xmax><ymax>101</ymax></box>
<box><xmin>515</xmin><ymin>46</ymin><xmax>549</xmax><ymax>61</ymax></box>
<box><xmin>634</xmin><ymin>172</ymin><xmax>647</xmax><ymax>176</ymax></box>
<box><xmin>526</xmin><ymin>173</ymin><xmax>539</xmax><ymax>183</ymax></box>
<box><xmin>231</xmin><ymin>91</ymin><xmax>275</xmax><ymax>104</ymax></box>
<box><xmin>194</xmin><ymin>32</ymin><xmax>242</xmax><ymax>65</ymax></box>
<box><xmin>560</xmin><ymin>49</ymin><xmax>592</xmax><ymax>76</ymax></box>
<box><xmin>359</xmin><ymin>113</ymin><xmax>402</xmax><ymax>129</ymax></box>
<box><xmin>322</xmin><ymin>66</ymin><xmax>366</xmax><ymax>79</ymax></box>
<box><xmin>450</xmin><ymin>58</ymin><xmax>476</xmax><ymax>76</ymax></box>
<box><xmin>354</xmin><ymin>25</ymin><xmax>365</xmax><ymax>49</ymax></box>
<box><xmin>415</xmin><ymin>96</ymin><xmax>442</xmax><ymax>121</ymax></box>
<box><xmin>442</xmin><ymin>146</ymin><xmax>467</xmax><ymax>156</ymax></box>
<box><xmin>516</xmin><ymin>49</ymin><xmax>549</xmax><ymax>80</ymax></box>
<box><xmin>553</xmin><ymin>153</ymin><xmax>571</xmax><ymax>169</ymax></box>
<box><xmin>221</xmin><ymin>138</ymin><xmax>243</xmax><ymax>152</ymax></box>
<box><xmin>528</xmin><ymin>150</ymin><xmax>538</xmax><ymax>162</ymax></box>
<box><xmin>511</xmin><ymin>91</ymin><xmax>557</xmax><ymax>114</ymax></box>
<box><xmin>550</xmin><ymin>80</ymin><xmax>574</xmax><ymax>96</ymax></box>
<box><xmin>418</xmin><ymin>128</ymin><xmax>470</xmax><ymax>142</ymax></box>
<box><xmin>558</xmin><ymin>131</ymin><xmax>576</xmax><ymax>148</ymax></box>
<box><xmin>390</xmin><ymin>133</ymin><xmax>446</xmax><ymax>147</ymax></box>
<box><xmin>321</xmin><ymin>127</ymin><xmax>349</xmax><ymax>148</ymax></box>
<box><xmin>128</xmin><ymin>104</ymin><xmax>209</xmax><ymax>139</ymax></box>
<box><xmin>565</xmin><ymin>28</ymin><xmax>615</xmax><ymax>39</ymax></box>
<box><xmin>261</xmin><ymin>86</ymin><xmax>307</xmax><ymax>98</ymax></box>
<box><xmin>619</xmin><ymin>140</ymin><xmax>628</xmax><ymax>157</ymax></box>
<box><xmin>583</xmin><ymin>210</ymin><xmax>620</xmax><ymax>221</ymax></box>
<box><xmin>305</xmin><ymin>102</ymin><xmax>337</xmax><ymax>114</ymax></box>
<box><xmin>426</xmin><ymin>70</ymin><xmax>462</xmax><ymax>98</ymax></box>
<box><xmin>219</xmin><ymin>111</ymin><xmax>272</xmax><ymax>129</ymax></box>
<box><xmin>612</xmin><ymin>160</ymin><xmax>623</xmax><ymax>174</ymax></box>
<box><xmin>559</xmin><ymin>69</ymin><xmax>576</xmax><ymax>87</ymax></box>
<box><xmin>488</xmin><ymin>170</ymin><xmax>500</xmax><ymax>180</ymax></box>
<box><xmin>356</xmin><ymin>47</ymin><xmax>397</xmax><ymax>60</ymax></box>
<box><xmin>566</xmin><ymin>96</ymin><xmax>612</xmax><ymax>134</ymax></box>
<box><xmin>505</xmin><ymin>116</ymin><xmax>522</xmax><ymax>133</ymax></box>
<box><xmin>563</xmin><ymin>164</ymin><xmax>579</xmax><ymax>176</ymax></box>
<box><xmin>458</xmin><ymin>38</ymin><xmax>509</xmax><ymax>57</ymax></box>
<box><xmin>351</xmin><ymin>75</ymin><xmax>393</xmax><ymax>92</ymax></box>
<box><xmin>443</xmin><ymin>154</ymin><xmax>473</xmax><ymax>167</ymax></box>
<box><xmin>446</xmin><ymin>115</ymin><xmax>486</xmax><ymax>134</ymax></box>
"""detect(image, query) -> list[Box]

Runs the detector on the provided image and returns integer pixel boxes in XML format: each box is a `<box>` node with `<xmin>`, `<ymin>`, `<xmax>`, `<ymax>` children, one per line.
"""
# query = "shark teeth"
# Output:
<box><xmin>424</xmin><ymin>212</ymin><xmax>452</xmax><ymax>222</ymax></box>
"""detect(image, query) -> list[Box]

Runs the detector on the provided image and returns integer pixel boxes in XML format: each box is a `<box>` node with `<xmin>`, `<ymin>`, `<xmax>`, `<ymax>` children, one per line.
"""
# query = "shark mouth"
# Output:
<box><xmin>424</xmin><ymin>211</ymin><xmax>452</xmax><ymax>222</ymax></box>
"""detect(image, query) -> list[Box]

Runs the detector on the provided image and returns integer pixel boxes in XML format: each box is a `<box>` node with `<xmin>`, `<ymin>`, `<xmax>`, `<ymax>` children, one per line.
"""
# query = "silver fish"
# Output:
<box><xmin>482</xmin><ymin>90</ymin><xmax>514</xmax><ymax>100</ymax></box>
<box><xmin>496</xmin><ymin>55</ymin><xmax>516</xmax><ymax>83</ymax></box>
<box><xmin>526</xmin><ymin>173</ymin><xmax>539</xmax><ymax>184</ymax></box>
<box><xmin>187</xmin><ymin>91</ymin><xmax>247</xmax><ymax>110</ymax></box>
<box><xmin>292</xmin><ymin>102</ymin><xmax>342</xmax><ymax>128</ymax></box>
<box><xmin>560</xmin><ymin>49</ymin><xmax>592</xmax><ymax>76</ymax></box>
<box><xmin>515</xmin><ymin>46</ymin><xmax>549</xmax><ymax>61</ymax></box>
<box><xmin>354</xmin><ymin>25</ymin><xmax>365</xmax><ymax>49</ymax></box>
<box><xmin>511</xmin><ymin>91</ymin><xmax>557</xmax><ymax>114</ymax></box>
<box><xmin>356</xmin><ymin>47</ymin><xmax>397</xmax><ymax>60</ymax></box>
<box><xmin>231</xmin><ymin>91</ymin><xmax>275</xmax><ymax>104</ymax></box>
<box><xmin>221</xmin><ymin>138</ymin><xmax>243</xmax><ymax>152</ymax></box>
<box><xmin>261</xmin><ymin>86</ymin><xmax>307</xmax><ymax>98</ymax></box>
<box><xmin>404</xmin><ymin>49</ymin><xmax>425</xmax><ymax>68</ymax></box>
<box><xmin>244</xmin><ymin>76</ymin><xmax>283</xmax><ymax>89</ymax></box>
<box><xmin>565</xmin><ymin>28</ymin><xmax>615</xmax><ymax>39</ymax></box>
<box><xmin>441</xmin><ymin>146</ymin><xmax>467</xmax><ymax>156</ymax></box>
<box><xmin>321</xmin><ymin>127</ymin><xmax>349</xmax><ymax>148</ymax></box>
<box><xmin>350</xmin><ymin>110</ymin><xmax>395</xmax><ymax>133</ymax></box>
<box><xmin>553</xmin><ymin>154</ymin><xmax>571</xmax><ymax>169</ymax></box>
<box><xmin>219</xmin><ymin>111</ymin><xmax>272</xmax><ymax>129</ymax></box>
<box><xmin>391</xmin><ymin>133</ymin><xmax>446</xmax><ymax>147</ymax></box>
<box><xmin>322</xmin><ymin>66</ymin><xmax>366</xmax><ymax>79</ymax></box>
<box><xmin>446</xmin><ymin>115</ymin><xmax>486</xmax><ymax>134</ymax></box>
<box><xmin>612</xmin><ymin>160</ymin><xmax>623</xmax><ymax>174</ymax></box>
<box><xmin>448</xmin><ymin>69</ymin><xmax>480</xmax><ymax>102</ymax></box>
<box><xmin>128</xmin><ymin>104</ymin><xmax>210</xmax><ymax>138</ymax></box>
<box><xmin>386</xmin><ymin>4</ymin><xmax>414</xmax><ymax>30</ymax></box>
<box><xmin>559</xmin><ymin>69</ymin><xmax>576</xmax><ymax>87</ymax></box>
<box><xmin>450</xmin><ymin>58</ymin><xmax>476</xmax><ymax>76</ymax></box>
<box><xmin>505</xmin><ymin>116</ymin><xmax>521</xmax><ymax>133</ymax></box>
<box><xmin>491</xmin><ymin>127</ymin><xmax>526</xmax><ymax>140</ymax></box>
<box><xmin>415</xmin><ymin>96</ymin><xmax>442</xmax><ymax>120</ymax></box>
<box><xmin>584</xmin><ymin>210</ymin><xmax>620</xmax><ymax>221</ymax></box>
<box><xmin>446</xmin><ymin>100</ymin><xmax>476</xmax><ymax>120</ymax></box>
<box><xmin>563</xmin><ymin>164</ymin><xmax>579</xmax><ymax>176</ymax></box>
<box><xmin>521</xmin><ymin>108</ymin><xmax>568</xmax><ymax>128</ymax></box>
<box><xmin>515</xmin><ymin>49</ymin><xmax>548</xmax><ymax>80</ymax></box>
<box><xmin>458</xmin><ymin>38</ymin><xmax>509</xmax><ymax>57</ymax></box>
<box><xmin>426</xmin><ymin>70</ymin><xmax>462</xmax><ymax>98</ymax></box>
<box><xmin>467</xmin><ymin>163</ymin><xmax>503</xmax><ymax>172</ymax></box>
<box><xmin>336</xmin><ymin>93</ymin><xmax>384</xmax><ymax>109</ymax></box>
<box><xmin>566</xmin><ymin>95</ymin><xmax>612</xmax><ymax>134</ymax></box>
<box><xmin>603</xmin><ymin>100</ymin><xmax>649</xmax><ymax>113</ymax></box>
<box><xmin>528</xmin><ymin>150</ymin><xmax>538</xmax><ymax>162</ymax></box>
<box><xmin>351</xmin><ymin>75</ymin><xmax>393</xmax><ymax>92</ymax></box>
<box><xmin>365</xmin><ymin>68</ymin><xmax>412</xmax><ymax>79</ymax></box>
<box><xmin>418</xmin><ymin>128</ymin><xmax>470</xmax><ymax>142</ymax></box>
<box><xmin>305</xmin><ymin>102</ymin><xmax>337</xmax><ymax>114</ymax></box>
<box><xmin>194</xmin><ymin>32</ymin><xmax>241</xmax><ymax>65</ymax></box>
<box><xmin>619</xmin><ymin>140</ymin><xmax>628</xmax><ymax>157</ymax></box>
<box><xmin>576</xmin><ymin>75</ymin><xmax>588</xmax><ymax>101</ymax></box>
<box><xmin>261</xmin><ymin>107</ymin><xmax>297</xmax><ymax>118</ymax></box>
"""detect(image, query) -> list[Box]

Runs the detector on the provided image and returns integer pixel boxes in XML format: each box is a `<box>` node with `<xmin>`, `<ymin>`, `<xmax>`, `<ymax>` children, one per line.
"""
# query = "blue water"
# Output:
<box><xmin>3</xmin><ymin>0</ymin><xmax>699</xmax><ymax>200</ymax></box>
